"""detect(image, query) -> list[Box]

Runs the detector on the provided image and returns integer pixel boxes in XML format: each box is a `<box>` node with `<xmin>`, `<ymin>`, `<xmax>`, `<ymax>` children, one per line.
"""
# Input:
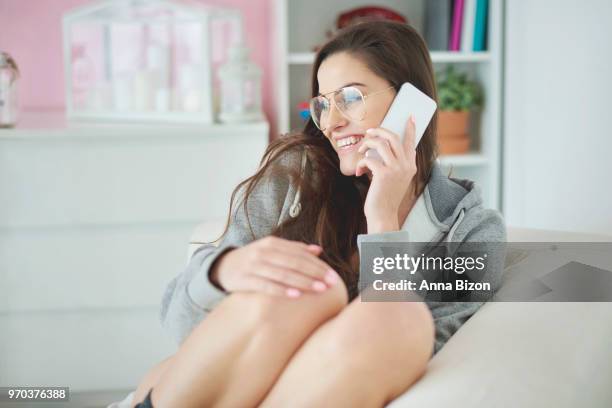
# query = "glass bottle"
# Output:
<box><xmin>0</xmin><ymin>51</ymin><xmax>19</xmax><ymax>128</ymax></box>
<box><xmin>71</xmin><ymin>44</ymin><xmax>95</xmax><ymax>111</ymax></box>
<box><xmin>218</xmin><ymin>45</ymin><xmax>263</xmax><ymax>123</ymax></box>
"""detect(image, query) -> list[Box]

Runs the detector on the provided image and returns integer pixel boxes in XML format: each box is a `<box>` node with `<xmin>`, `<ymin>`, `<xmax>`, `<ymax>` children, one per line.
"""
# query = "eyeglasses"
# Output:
<box><xmin>309</xmin><ymin>85</ymin><xmax>395</xmax><ymax>131</ymax></box>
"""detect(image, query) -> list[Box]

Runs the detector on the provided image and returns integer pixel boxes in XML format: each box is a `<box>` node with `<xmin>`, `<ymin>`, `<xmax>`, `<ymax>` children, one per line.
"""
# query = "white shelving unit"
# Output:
<box><xmin>273</xmin><ymin>0</ymin><xmax>504</xmax><ymax>210</ymax></box>
<box><xmin>0</xmin><ymin>110</ymin><xmax>269</xmax><ymax>391</ymax></box>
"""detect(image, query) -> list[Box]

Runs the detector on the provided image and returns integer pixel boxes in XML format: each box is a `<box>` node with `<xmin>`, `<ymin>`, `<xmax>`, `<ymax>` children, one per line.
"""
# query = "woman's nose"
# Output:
<box><xmin>324</xmin><ymin>101</ymin><xmax>348</xmax><ymax>134</ymax></box>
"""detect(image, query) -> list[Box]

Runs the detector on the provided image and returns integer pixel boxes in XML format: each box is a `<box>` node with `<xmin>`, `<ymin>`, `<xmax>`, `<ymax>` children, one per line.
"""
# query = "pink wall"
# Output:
<box><xmin>0</xmin><ymin>0</ymin><xmax>277</xmax><ymax>138</ymax></box>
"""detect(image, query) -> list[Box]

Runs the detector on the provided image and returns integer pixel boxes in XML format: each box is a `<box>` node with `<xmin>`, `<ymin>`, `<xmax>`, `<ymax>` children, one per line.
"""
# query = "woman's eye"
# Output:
<box><xmin>341</xmin><ymin>91</ymin><xmax>361</xmax><ymax>105</ymax></box>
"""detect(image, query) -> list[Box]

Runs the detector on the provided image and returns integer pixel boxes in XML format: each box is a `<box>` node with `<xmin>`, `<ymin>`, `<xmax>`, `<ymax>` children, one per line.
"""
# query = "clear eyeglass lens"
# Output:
<box><xmin>309</xmin><ymin>96</ymin><xmax>328</xmax><ymax>129</ymax></box>
<box><xmin>310</xmin><ymin>87</ymin><xmax>366</xmax><ymax>130</ymax></box>
<box><xmin>336</xmin><ymin>87</ymin><xmax>366</xmax><ymax>121</ymax></box>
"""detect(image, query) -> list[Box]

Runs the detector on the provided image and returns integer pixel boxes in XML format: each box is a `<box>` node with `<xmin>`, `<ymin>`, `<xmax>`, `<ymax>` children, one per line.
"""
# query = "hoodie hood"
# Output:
<box><xmin>356</xmin><ymin>159</ymin><xmax>490</xmax><ymax>251</ymax></box>
<box><xmin>425</xmin><ymin>161</ymin><xmax>484</xmax><ymax>228</ymax></box>
<box><xmin>286</xmin><ymin>149</ymin><xmax>486</xmax><ymax>244</ymax></box>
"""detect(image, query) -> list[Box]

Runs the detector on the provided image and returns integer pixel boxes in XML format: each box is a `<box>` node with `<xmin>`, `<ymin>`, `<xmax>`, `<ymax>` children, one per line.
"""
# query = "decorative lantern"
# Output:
<box><xmin>218</xmin><ymin>45</ymin><xmax>264</xmax><ymax>123</ymax></box>
<box><xmin>62</xmin><ymin>0</ymin><xmax>243</xmax><ymax>123</ymax></box>
<box><xmin>0</xmin><ymin>51</ymin><xmax>19</xmax><ymax>128</ymax></box>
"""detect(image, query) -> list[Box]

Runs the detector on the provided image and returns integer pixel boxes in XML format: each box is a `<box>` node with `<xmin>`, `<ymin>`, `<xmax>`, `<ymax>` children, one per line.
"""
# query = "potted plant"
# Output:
<box><xmin>435</xmin><ymin>65</ymin><xmax>484</xmax><ymax>155</ymax></box>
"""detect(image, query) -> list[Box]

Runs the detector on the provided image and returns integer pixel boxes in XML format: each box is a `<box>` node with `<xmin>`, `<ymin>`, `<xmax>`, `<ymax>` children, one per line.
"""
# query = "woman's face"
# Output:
<box><xmin>316</xmin><ymin>51</ymin><xmax>396</xmax><ymax>176</ymax></box>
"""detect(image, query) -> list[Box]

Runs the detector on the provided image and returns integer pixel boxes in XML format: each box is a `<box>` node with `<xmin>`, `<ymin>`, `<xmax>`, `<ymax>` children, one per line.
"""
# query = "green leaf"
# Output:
<box><xmin>435</xmin><ymin>65</ymin><xmax>483</xmax><ymax>111</ymax></box>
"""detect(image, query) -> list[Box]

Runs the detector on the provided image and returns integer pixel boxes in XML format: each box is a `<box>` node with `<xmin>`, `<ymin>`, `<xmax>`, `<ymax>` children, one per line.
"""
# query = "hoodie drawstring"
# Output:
<box><xmin>288</xmin><ymin>149</ymin><xmax>307</xmax><ymax>218</ymax></box>
<box><xmin>445</xmin><ymin>208</ymin><xmax>466</xmax><ymax>243</ymax></box>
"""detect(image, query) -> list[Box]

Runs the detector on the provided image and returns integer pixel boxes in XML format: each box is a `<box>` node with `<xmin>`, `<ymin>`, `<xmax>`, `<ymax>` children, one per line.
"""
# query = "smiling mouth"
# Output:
<box><xmin>336</xmin><ymin>135</ymin><xmax>364</xmax><ymax>149</ymax></box>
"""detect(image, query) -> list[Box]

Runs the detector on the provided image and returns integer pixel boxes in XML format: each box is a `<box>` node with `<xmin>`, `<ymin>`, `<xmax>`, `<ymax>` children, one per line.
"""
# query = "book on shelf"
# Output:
<box><xmin>460</xmin><ymin>0</ymin><xmax>477</xmax><ymax>52</ymax></box>
<box><xmin>424</xmin><ymin>0</ymin><xmax>452</xmax><ymax>51</ymax></box>
<box><xmin>424</xmin><ymin>0</ymin><xmax>489</xmax><ymax>53</ymax></box>
<box><xmin>449</xmin><ymin>0</ymin><xmax>464</xmax><ymax>51</ymax></box>
<box><xmin>473</xmin><ymin>0</ymin><xmax>489</xmax><ymax>51</ymax></box>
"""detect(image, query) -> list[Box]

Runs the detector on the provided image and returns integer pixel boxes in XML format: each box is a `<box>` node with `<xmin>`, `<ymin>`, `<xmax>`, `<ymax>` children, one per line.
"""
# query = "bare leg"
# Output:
<box><xmin>141</xmin><ymin>277</ymin><xmax>348</xmax><ymax>408</ymax></box>
<box><xmin>131</xmin><ymin>356</ymin><xmax>175</xmax><ymax>408</ymax></box>
<box><xmin>259</xmin><ymin>291</ymin><xmax>435</xmax><ymax>408</ymax></box>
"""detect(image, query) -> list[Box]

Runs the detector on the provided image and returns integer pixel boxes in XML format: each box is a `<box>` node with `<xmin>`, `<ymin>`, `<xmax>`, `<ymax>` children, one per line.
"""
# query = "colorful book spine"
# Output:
<box><xmin>449</xmin><ymin>0</ymin><xmax>465</xmax><ymax>51</ymax></box>
<box><xmin>424</xmin><ymin>0</ymin><xmax>453</xmax><ymax>51</ymax></box>
<box><xmin>473</xmin><ymin>0</ymin><xmax>489</xmax><ymax>51</ymax></box>
<box><xmin>460</xmin><ymin>0</ymin><xmax>477</xmax><ymax>52</ymax></box>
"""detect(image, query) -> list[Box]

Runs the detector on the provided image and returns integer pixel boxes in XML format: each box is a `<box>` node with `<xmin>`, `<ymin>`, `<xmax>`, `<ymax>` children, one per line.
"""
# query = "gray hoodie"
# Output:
<box><xmin>160</xmin><ymin>148</ymin><xmax>506</xmax><ymax>355</ymax></box>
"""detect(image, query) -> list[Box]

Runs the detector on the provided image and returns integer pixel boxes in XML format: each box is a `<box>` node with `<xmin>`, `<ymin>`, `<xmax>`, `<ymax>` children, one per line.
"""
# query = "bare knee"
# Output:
<box><xmin>371</xmin><ymin>301</ymin><xmax>435</xmax><ymax>351</ymax></box>
<box><xmin>257</xmin><ymin>301</ymin><xmax>434</xmax><ymax>407</ymax></box>
<box><xmin>327</xmin><ymin>300</ymin><xmax>435</xmax><ymax>366</ymax></box>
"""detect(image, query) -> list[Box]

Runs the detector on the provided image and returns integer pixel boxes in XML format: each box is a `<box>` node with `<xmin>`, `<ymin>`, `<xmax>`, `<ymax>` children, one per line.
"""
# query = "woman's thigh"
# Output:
<box><xmin>333</xmin><ymin>295</ymin><xmax>435</xmax><ymax>403</ymax></box>
<box><xmin>144</xmin><ymin>276</ymin><xmax>349</xmax><ymax>408</ymax></box>
<box><xmin>260</xmin><ymin>290</ymin><xmax>435</xmax><ymax>407</ymax></box>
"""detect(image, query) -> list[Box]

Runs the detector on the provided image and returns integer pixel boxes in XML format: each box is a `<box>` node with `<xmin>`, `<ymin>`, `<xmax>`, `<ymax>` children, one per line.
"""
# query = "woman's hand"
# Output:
<box><xmin>355</xmin><ymin>115</ymin><xmax>418</xmax><ymax>233</ymax></box>
<box><xmin>211</xmin><ymin>236</ymin><xmax>339</xmax><ymax>298</ymax></box>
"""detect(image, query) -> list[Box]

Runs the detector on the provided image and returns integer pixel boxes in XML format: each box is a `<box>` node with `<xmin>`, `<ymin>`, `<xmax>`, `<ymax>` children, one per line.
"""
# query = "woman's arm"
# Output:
<box><xmin>159</xmin><ymin>149</ymin><xmax>304</xmax><ymax>346</ymax></box>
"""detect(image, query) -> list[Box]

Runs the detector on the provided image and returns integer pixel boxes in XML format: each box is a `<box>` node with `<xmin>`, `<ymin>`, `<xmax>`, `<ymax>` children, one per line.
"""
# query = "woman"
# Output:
<box><xmin>131</xmin><ymin>21</ymin><xmax>506</xmax><ymax>407</ymax></box>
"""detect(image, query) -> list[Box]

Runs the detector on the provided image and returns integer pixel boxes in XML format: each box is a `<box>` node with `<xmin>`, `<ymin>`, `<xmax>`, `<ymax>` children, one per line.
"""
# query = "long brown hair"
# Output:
<box><xmin>209</xmin><ymin>21</ymin><xmax>439</xmax><ymax>300</ymax></box>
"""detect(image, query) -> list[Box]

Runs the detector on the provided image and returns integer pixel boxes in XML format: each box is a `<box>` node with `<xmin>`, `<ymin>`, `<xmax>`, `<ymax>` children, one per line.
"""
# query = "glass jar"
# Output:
<box><xmin>71</xmin><ymin>44</ymin><xmax>95</xmax><ymax>111</ymax></box>
<box><xmin>218</xmin><ymin>45</ymin><xmax>264</xmax><ymax>123</ymax></box>
<box><xmin>0</xmin><ymin>51</ymin><xmax>19</xmax><ymax>128</ymax></box>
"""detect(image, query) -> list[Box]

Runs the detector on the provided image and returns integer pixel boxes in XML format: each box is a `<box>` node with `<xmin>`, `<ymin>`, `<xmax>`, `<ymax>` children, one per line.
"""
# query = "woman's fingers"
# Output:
<box><xmin>262</xmin><ymin>238</ymin><xmax>331</xmax><ymax>278</ymax></box>
<box><xmin>255</xmin><ymin>261</ymin><xmax>327</xmax><ymax>293</ymax></box>
<box><xmin>357</xmin><ymin>136</ymin><xmax>396</xmax><ymax>166</ymax></box>
<box><xmin>364</xmin><ymin>126</ymin><xmax>406</xmax><ymax>161</ymax></box>
<box><xmin>239</xmin><ymin>275</ymin><xmax>300</xmax><ymax>298</ymax></box>
<box><xmin>355</xmin><ymin>156</ymin><xmax>384</xmax><ymax>177</ymax></box>
<box><xmin>306</xmin><ymin>244</ymin><xmax>323</xmax><ymax>255</ymax></box>
<box><xmin>305</xmin><ymin>245</ymin><xmax>323</xmax><ymax>260</ymax></box>
<box><xmin>262</xmin><ymin>249</ymin><xmax>332</xmax><ymax>283</ymax></box>
<box><xmin>403</xmin><ymin>114</ymin><xmax>417</xmax><ymax>153</ymax></box>
<box><xmin>263</xmin><ymin>236</ymin><xmax>320</xmax><ymax>259</ymax></box>
<box><xmin>365</xmin><ymin>113</ymin><xmax>417</xmax><ymax>160</ymax></box>
<box><xmin>228</xmin><ymin>236</ymin><xmax>340</xmax><ymax>298</ymax></box>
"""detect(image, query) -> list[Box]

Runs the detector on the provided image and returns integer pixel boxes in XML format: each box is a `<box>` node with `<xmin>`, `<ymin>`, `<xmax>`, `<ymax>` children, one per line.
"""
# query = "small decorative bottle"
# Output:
<box><xmin>218</xmin><ymin>45</ymin><xmax>264</xmax><ymax>123</ymax></box>
<box><xmin>0</xmin><ymin>51</ymin><xmax>19</xmax><ymax>128</ymax></box>
<box><xmin>71</xmin><ymin>44</ymin><xmax>95</xmax><ymax>111</ymax></box>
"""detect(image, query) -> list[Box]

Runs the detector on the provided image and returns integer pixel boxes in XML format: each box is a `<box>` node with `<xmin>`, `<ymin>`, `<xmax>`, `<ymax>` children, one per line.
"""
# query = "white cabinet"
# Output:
<box><xmin>0</xmin><ymin>110</ymin><xmax>269</xmax><ymax>391</ymax></box>
<box><xmin>273</xmin><ymin>0</ymin><xmax>504</xmax><ymax>210</ymax></box>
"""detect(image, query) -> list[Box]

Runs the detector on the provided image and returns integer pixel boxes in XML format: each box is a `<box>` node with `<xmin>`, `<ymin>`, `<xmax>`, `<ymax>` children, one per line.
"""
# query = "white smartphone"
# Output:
<box><xmin>365</xmin><ymin>82</ymin><xmax>437</xmax><ymax>160</ymax></box>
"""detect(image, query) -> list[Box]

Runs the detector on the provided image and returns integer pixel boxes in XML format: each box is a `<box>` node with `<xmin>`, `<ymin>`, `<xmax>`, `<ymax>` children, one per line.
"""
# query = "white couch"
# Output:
<box><xmin>388</xmin><ymin>226</ymin><xmax>612</xmax><ymax>407</ymax></box>
<box><xmin>187</xmin><ymin>224</ymin><xmax>612</xmax><ymax>408</ymax></box>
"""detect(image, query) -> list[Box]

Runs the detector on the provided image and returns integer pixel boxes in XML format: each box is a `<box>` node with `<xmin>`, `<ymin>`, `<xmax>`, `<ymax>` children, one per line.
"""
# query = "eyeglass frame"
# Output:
<box><xmin>309</xmin><ymin>85</ymin><xmax>396</xmax><ymax>131</ymax></box>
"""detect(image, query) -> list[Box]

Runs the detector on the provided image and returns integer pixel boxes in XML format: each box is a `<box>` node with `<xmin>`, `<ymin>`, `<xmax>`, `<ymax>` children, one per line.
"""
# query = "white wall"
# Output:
<box><xmin>503</xmin><ymin>0</ymin><xmax>612</xmax><ymax>235</ymax></box>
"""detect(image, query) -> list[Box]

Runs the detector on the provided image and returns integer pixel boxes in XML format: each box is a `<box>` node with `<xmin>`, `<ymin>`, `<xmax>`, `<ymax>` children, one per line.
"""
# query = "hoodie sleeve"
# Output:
<box><xmin>159</xmin><ymin>149</ymin><xmax>303</xmax><ymax>346</ymax></box>
<box><xmin>428</xmin><ymin>208</ymin><xmax>507</xmax><ymax>355</ymax></box>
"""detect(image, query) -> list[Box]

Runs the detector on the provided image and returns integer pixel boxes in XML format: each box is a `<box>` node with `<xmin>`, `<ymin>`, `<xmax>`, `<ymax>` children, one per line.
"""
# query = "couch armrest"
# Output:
<box><xmin>507</xmin><ymin>226</ymin><xmax>612</xmax><ymax>242</ymax></box>
<box><xmin>388</xmin><ymin>226</ymin><xmax>612</xmax><ymax>407</ymax></box>
<box><xmin>388</xmin><ymin>301</ymin><xmax>612</xmax><ymax>407</ymax></box>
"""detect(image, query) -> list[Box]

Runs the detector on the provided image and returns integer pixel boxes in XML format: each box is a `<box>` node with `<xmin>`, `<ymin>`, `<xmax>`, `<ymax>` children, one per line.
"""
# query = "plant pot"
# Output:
<box><xmin>437</xmin><ymin>110</ymin><xmax>471</xmax><ymax>155</ymax></box>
